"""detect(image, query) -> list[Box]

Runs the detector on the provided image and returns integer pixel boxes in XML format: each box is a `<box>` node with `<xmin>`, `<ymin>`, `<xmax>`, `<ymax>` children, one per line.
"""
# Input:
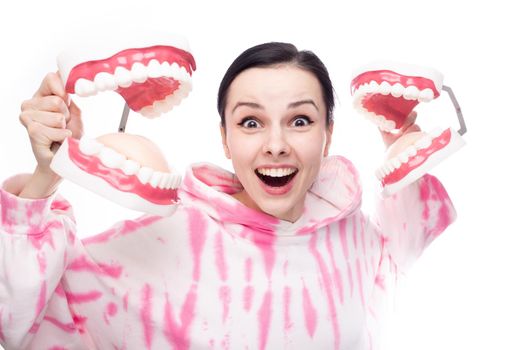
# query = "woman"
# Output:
<box><xmin>0</xmin><ymin>42</ymin><xmax>455</xmax><ymax>349</ymax></box>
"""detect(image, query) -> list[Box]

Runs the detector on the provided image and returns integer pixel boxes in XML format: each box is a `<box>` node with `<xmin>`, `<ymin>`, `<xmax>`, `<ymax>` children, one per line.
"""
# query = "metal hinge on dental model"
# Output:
<box><xmin>442</xmin><ymin>85</ymin><xmax>467</xmax><ymax>136</ymax></box>
<box><xmin>118</xmin><ymin>103</ymin><xmax>130</xmax><ymax>133</ymax></box>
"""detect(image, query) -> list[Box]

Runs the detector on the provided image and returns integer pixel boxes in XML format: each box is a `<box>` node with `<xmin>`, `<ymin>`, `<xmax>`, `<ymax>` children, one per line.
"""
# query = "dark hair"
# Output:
<box><xmin>217</xmin><ymin>42</ymin><xmax>334</xmax><ymax>127</ymax></box>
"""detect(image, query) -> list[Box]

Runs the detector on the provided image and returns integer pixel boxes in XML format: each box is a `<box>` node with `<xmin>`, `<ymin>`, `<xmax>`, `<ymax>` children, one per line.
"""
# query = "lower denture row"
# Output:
<box><xmin>139</xmin><ymin>83</ymin><xmax>192</xmax><ymax>118</ymax></box>
<box><xmin>375</xmin><ymin>129</ymin><xmax>443</xmax><ymax>180</ymax></box>
<box><xmin>77</xmin><ymin>137</ymin><xmax>181</xmax><ymax>190</ymax></box>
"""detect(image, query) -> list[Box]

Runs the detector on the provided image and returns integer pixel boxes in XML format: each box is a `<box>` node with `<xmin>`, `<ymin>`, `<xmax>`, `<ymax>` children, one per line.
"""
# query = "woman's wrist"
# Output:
<box><xmin>18</xmin><ymin>166</ymin><xmax>62</xmax><ymax>199</ymax></box>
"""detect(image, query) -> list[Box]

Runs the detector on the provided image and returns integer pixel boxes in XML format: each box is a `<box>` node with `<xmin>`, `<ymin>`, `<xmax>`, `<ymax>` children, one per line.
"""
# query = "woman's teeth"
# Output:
<box><xmin>256</xmin><ymin>168</ymin><xmax>296</xmax><ymax>177</ymax></box>
<box><xmin>255</xmin><ymin>168</ymin><xmax>298</xmax><ymax>188</ymax></box>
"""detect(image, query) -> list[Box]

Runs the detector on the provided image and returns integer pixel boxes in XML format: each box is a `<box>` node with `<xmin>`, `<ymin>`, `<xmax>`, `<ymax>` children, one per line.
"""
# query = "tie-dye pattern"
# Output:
<box><xmin>0</xmin><ymin>155</ymin><xmax>456</xmax><ymax>349</ymax></box>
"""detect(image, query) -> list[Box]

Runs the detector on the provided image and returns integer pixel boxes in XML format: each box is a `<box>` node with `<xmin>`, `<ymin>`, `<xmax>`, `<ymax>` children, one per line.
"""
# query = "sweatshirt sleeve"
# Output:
<box><xmin>372</xmin><ymin>174</ymin><xmax>457</xmax><ymax>274</ymax></box>
<box><xmin>0</xmin><ymin>174</ymin><xmax>77</xmax><ymax>348</ymax></box>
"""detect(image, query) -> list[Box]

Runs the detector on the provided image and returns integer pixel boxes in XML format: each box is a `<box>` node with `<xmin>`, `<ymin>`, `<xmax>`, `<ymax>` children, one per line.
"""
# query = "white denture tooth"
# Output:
<box><xmin>168</xmin><ymin>174</ymin><xmax>178</xmax><ymax>189</ymax></box>
<box><xmin>403</xmin><ymin>86</ymin><xmax>420</xmax><ymax>100</ymax></box>
<box><xmin>398</xmin><ymin>152</ymin><xmax>410</xmax><ymax>163</ymax></box>
<box><xmin>160</xmin><ymin>61</ymin><xmax>172</xmax><ymax>77</ymax></box>
<box><xmin>121</xmin><ymin>159</ymin><xmax>141</xmax><ymax>175</ymax></box>
<box><xmin>79</xmin><ymin>137</ymin><xmax>103</xmax><ymax>155</ymax></box>
<box><xmin>174</xmin><ymin>174</ymin><xmax>182</xmax><ymax>189</ymax></box>
<box><xmin>384</xmin><ymin>119</ymin><xmax>396</xmax><ymax>132</ymax></box>
<box><xmin>159</xmin><ymin>99</ymin><xmax>174</xmax><ymax>113</ymax></box>
<box><xmin>150</xmin><ymin>110</ymin><xmax>161</xmax><ymax>118</ymax></box>
<box><xmin>415</xmin><ymin>136</ymin><xmax>433</xmax><ymax>149</ymax></box>
<box><xmin>131</xmin><ymin>62</ymin><xmax>148</xmax><ymax>83</ymax></box>
<box><xmin>168</xmin><ymin>174</ymin><xmax>179</xmax><ymax>189</ymax></box>
<box><xmin>152</xmin><ymin>100</ymin><xmax>169</xmax><ymax>114</ymax></box>
<box><xmin>176</xmin><ymin>65</ymin><xmax>191</xmax><ymax>80</ymax></box>
<box><xmin>137</xmin><ymin>167</ymin><xmax>154</xmax><ymax>185</ymax></box>
<box><xmin>180</xmin><ymin>90</ymin><xmax>190</xmax><ymax>99</ymax></box>
<box><xmin>391</xmin><ymin>157</ymin><xmax>402</xmax><ymax>169</ymax></box>
<box><xmin>418</xmin><ymin>88</ymin><xmax>435</xmax><ymax>102</ymax></box>
<box><xmin>352</xmin><ymin>88</ymin><xmax>363</xmax><ymax>99</ymax></box>
<box><xmin>379</xmin><ymin>81</ymin><xmax>391</xmax><ymax>95</ymax></box>
<box><xmin>114</xmin><ymin>67</ymin><xmax>133</xmax><ymax>88</ymax></box>
<box><xmin>177</xmin><ymin>81</ymin><xmax>190</xmax><ymax>95</ymax></box>
<box><xmin>171</xmin><ymin>63</ymin><xmax>183</xmax><ymax>79</ymax></box>
<box><xmin>147</xmin><ymin>59</ymin><xmax>162</xmax><ymax>78</ymax></box>
<box><xmin>391</xmin><ymin>83</ymin><xmax>404</xmax><ymax>98</ymax></box>
<box><xmin>99</xmin><ymin>147</ymin><xmax>126</xmax><ymax>169</ymax></box>
<box><xmin>375</xmin><ymin>168</ymin><xmax>384</xmax><ymax>180</ymax></box>
<box><xmin>139</xmin><ymin>106</ymin><xmax>153</xmax><ymax>117</ymax></box>
<box><xmin>406</xmin><ymin>146</ymin><xmax>418</xmax><ymax>157</ymax></box>
<box><xmin>149</xmin><ymin>171</ymin><xmax>163</xmax><ymax>188</ymax></box>
<box><xmin>368</xmin><ymin>114</ymin><xmax>380</xmax><ymax>126</ymax></box>
<box><xmin>359</xmin><ymin>83</ymin><xmax>370</xmax><ymax>94</ymax></box>
<box><xmin>165</xmin><ymin>93</ymin><xmax>181</xmax><ymax>107</ymax></box>
<box><xmin>158</xmin><ymin>173</ymin><xmax>169</xmax><ymax>189</ymax></box>
<box><xmin>173</xmin><ymin>174</ymin><xmax>181</xmax><ymax>189</ymax></box>
<box><xmin>140</xmin><ymin>105</ymin><xmax>156</xmax><ymax>118</ymax></box>
<box><xmin>94</xmin><ymin>72</ymin><xmax>117</xmax><ymax>91</ymax></box>
<box><xmin>166</xmin><ymin>174</ymin><xmax>177</xmax><ymax>190</ymax></box>
<box><xmin>385</xmin><ymin>161</ymin><xmax>395</xmax><ymax>174</ymax></box>
<box><xmin>74</xmin><ymin>78</ymin><xmax>97</xmax><ymax>97</ymax></box>
<box><xmin>368</xmin><ymin>80</ymin><xmax>379</xmax><ymax>91</ymax></box>
<box><xmin>167</xmin><ymin>174</ymin><xmax>175</xmax><ymax>189</ymax></box>
<box><xmin>184</xmin><ymin>81</ymin><xmax>193</xmax><ymax>93</ymax></box>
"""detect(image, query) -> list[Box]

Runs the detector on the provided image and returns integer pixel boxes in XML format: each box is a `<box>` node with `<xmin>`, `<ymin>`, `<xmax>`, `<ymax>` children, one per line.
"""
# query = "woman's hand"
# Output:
<box><xmin>380</xmin><ymin>111</ymin><xmax>421</xmax><ymax>149</ymax></box>
<box><xmin>18</xmin><ymin>72</ymin><xmax>84</xmax><ymax>198</ymax></box>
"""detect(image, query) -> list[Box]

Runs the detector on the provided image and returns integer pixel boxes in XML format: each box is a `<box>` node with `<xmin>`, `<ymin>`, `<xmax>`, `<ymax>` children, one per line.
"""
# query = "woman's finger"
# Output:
<box><xmin>33</xmin><ymin>72</ymin><xmax>68</xmax><ymax>101</ymax></box>
<box><xmin>19</xmin><ymin>110</ymin><xmax>67</xmax><ymax>129</ymax></box>
<box><xmin>21</xmin><ymin>95</ymin><xmax>70</xmax><ymax>116</ymax></box>
<box><xmin>27</xmin><ymin>121</ymin><xmax>70</xmax><ymax>141</ymax></box>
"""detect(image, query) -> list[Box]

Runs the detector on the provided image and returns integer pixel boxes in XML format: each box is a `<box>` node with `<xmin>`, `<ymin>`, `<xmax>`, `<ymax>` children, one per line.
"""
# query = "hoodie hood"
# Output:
<box><xmin>178</xmin><ymin>155</ymin><xmax>362</xmax><ymax>236</ymax></box>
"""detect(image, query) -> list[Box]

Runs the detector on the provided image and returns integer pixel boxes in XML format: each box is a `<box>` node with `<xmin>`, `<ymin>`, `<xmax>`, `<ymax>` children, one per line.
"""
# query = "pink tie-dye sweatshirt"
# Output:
<box><xmin>0</xmin><ymin>155</ymin><xmax>455</xmax><ymax>350</ymax></box>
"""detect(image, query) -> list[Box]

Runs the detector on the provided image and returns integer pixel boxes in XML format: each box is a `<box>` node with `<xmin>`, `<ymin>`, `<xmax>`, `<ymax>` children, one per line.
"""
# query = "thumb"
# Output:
<box><xmin>66</xmin><ymin>99</ymin><xmax>84</xmax><ymax>139</ymax></box>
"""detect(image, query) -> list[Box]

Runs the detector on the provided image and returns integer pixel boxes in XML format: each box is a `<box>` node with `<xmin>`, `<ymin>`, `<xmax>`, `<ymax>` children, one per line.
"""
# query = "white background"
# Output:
<box><xmin>0</xmin><ymin>1</ymin><xmax>523</xmax><ymax>349</ymax></box>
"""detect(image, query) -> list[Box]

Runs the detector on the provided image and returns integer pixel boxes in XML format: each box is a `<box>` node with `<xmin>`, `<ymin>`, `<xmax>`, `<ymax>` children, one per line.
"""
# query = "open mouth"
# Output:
<box><xmin>255</xmin><ymin>168</ymin><xmax>298</xmax><ymax>187</ymax></box>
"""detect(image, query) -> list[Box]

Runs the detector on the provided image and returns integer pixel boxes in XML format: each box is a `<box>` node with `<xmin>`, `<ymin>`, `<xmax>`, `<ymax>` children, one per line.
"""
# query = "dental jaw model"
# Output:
<box><xmin>50</xmin><ymin>35</ymin><xmax>196</xmax><ymax>216</ymax></box>
<box><xmin>351</xmin><ymin>62</ymin><xmax>467</xmax><ymax>196</ymax></box>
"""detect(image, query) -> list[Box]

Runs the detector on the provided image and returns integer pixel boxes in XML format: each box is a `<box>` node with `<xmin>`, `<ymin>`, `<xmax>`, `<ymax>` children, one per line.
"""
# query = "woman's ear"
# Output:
<box><xmin>323</xmin><ymin>121</ymin><xmax>334</xmax><ymax>157</ymax></box>
<box><xmin>220</xmin><ymin>123</ymin><xmax>231</xmax><ymax>159</ymax></box>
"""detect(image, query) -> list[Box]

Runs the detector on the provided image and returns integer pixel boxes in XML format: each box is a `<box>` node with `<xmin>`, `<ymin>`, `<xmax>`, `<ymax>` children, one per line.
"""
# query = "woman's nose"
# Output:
<box><xmin>262</xmin><ymin>128</ymin><xmax>290</xmax><ymax>157</ymax></box>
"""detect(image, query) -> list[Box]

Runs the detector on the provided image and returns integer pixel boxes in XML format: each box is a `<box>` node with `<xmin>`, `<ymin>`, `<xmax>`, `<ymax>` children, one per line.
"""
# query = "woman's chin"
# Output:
<box><xmin>257</xmin><ymin>198</ymin><xmax>303</xmax><ymax>223</ymax></box>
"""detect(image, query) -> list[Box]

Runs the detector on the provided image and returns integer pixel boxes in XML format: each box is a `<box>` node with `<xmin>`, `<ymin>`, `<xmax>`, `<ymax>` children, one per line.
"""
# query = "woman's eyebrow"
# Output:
<box><xmin>232</xmin><ymin>102</ymin><xmax>263</xmax><ymax>114</ymax></box>
<box><xmin>288</xmin><ymin>99</ymin><xmax>319</xmax><ymax>111</ymax></box>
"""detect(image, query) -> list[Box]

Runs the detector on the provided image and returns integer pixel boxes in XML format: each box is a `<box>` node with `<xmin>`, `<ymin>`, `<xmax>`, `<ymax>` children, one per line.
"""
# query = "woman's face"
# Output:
<box><xmin>221</xmin><ymin>64</ymin><xmax>333</xmax><ymax>222</ymax></box>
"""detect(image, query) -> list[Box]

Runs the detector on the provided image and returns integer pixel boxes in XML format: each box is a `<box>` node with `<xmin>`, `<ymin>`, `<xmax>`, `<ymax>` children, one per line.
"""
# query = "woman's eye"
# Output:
<box><xmin>292</xmin><ymin>116</ymin><xmax>312</xmax><ymax>127</ymax></box>
<box><xmin>239</xmin><ymin>118</ymin><xmax>261</xmax><ymax>128</ymax></box>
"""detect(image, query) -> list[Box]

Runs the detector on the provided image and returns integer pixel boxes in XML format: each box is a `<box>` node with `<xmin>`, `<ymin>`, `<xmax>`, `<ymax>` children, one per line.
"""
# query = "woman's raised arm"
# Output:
<box><xmin>18</xmin><ymin>72</ymin><xmax>83</xmax><ymax>199</ymax></box>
